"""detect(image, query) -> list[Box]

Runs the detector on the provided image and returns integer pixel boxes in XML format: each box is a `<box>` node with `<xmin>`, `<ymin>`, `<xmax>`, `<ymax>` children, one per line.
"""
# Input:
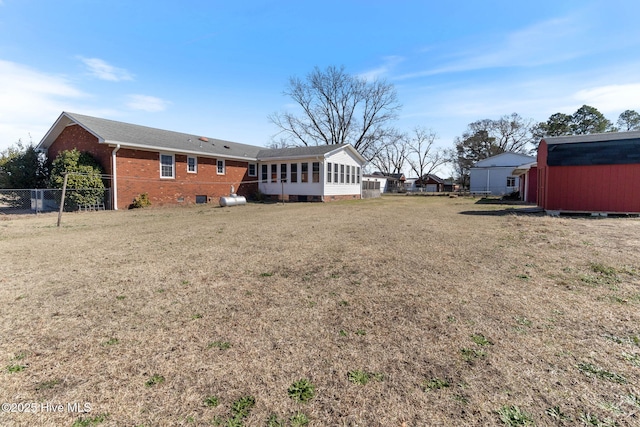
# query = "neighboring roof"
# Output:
<box><xmin>473</xmin><ymin>152</ymin><xmax>536</xmax><ymax>168</ymax></box>
<box><xmin>542</xmin><ymin>130</ymin><xmax>640</xmax><ymax>145</ymax></box>
<box><xmin>512</xmin><ymin>162</ymin><xmax>537</xmax><ymax>176</ymax></box>
<box><xmin>419</xmin><ymin>173</ymin><xmax>445</xmax><ymax>183</ymax></box>
<box><xmin>38</xmin><ymin>112</ymin><xmax>263</xmax><ymax>160</ymax></box>
<box><xmin>256</xmin><ymin>143</ymin><xmax>366</xmax><ymax>164</ymax></box>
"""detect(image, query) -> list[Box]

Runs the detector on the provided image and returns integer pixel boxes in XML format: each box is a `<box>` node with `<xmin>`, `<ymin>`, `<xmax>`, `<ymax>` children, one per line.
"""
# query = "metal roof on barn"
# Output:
<box><xmin>543</xmin><ymin>130</ymin><xmax>640</xmax><ymax>145</ymax></box>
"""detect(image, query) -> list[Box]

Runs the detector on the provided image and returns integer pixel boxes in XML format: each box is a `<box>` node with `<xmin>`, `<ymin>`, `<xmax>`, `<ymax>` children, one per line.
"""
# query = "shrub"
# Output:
<box><xmin>130</xmin><ymin>193</ymin><xmax>151</xmax><ymax>208</ymax></box>
<box><xmin>49</xmin><ymin>149</ymin><xmax>105</xmax><ymax>210</ymax></box>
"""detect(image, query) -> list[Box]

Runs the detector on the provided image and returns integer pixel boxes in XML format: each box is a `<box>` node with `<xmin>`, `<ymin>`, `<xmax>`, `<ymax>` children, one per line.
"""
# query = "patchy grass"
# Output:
<box><xmin>497</xmin><ymin>405</ymin><xmax>535</xmax><ymax>426</ymax></box>
<box><xmin>1</xmin><ymin>197</ymin><xmax>640</xmax><ymax>425</ymax></box>
<box><xmin>287</xmin><ymin>379</ymin><xmax>315</xmax><ymax>403</ymax></box>
<box><xmin>576</xmin><ymin>363</ymin><xmax>627</xmax><ymax>384</ymax></box>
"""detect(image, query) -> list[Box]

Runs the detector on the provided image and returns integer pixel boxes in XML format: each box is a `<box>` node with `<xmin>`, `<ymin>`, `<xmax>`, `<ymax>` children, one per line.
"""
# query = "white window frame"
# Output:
<box><xmin>187</xmin><ymin>156</ymin><xmax>197</xmax><ymax>174</ymax></box>
<box><xmin>217</xmin><ymin>159</ymin><xmax>225</xmax><ymax>175</ymax></box>
<box><xmin>248</xmin><ymin>163</ymin><xmax>257</xmax><ymax>177</ymax></box>
<box><xmin>160</xmin><ymin>153</ymin><xmax>175</xmax><ymax>179</ymax></box>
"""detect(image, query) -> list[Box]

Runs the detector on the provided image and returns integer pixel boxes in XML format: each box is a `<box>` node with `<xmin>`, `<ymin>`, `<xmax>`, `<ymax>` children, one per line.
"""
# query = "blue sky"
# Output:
<box><xmin>1</xmin><ymin>0</ymin><xmax>639</xmax><ymax>175</ymax></box>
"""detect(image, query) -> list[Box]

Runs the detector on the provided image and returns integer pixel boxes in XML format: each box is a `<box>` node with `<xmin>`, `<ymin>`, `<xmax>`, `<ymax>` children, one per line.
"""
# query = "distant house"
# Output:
<box><xmin>37</xmin><ymin>112</ymin><xmax>366</xmax><ymax>208</ymax></box>
<box><xmin>470</xmin><ymin>152</ymin><xmax>535</xmax><ymax>196</ymax></box>
<box><xmin>415</xmin><ymin>174</ymin><xmax>449</xmax><ymax>192</ymax></box>
<box><xmin>537</xmin><ymin>131</ymin><xmax>640</xmax><ymax>213</ymax></box>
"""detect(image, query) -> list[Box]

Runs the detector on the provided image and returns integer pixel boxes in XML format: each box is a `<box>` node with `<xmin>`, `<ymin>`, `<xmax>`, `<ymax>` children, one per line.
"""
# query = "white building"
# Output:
<box><xmin>257</xmin><ymin>144</ymin><xmax>366</xmax><ymax>201</ymax></box>
<box><xmin>470</xmin><ymin>152</ymin><xmax>535</xmax><ymax>196</ymax></box>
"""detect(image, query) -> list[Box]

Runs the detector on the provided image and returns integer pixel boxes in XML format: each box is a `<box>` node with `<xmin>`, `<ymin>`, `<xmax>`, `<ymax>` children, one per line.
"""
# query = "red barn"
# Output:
<box><xmin>537</xmin><ymin>131</ymin><xmax>640</xmax><ymax>214</ymax></box>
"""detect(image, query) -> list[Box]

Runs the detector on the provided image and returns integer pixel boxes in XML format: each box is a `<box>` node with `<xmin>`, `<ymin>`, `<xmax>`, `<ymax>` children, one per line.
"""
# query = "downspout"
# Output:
<box><xmin>111</xmin><ymin>144</ymin><xmax>120</xmax><ymax>210</ymax></box>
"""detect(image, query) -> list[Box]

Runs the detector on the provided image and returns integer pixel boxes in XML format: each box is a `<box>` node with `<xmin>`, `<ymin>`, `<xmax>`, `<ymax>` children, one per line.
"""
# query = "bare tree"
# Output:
<box><xmin>490</xmin><ymin>113</ymin><xmax>536</xmax><ymax>154</ymax></box>
<box><xmin>369</xmin><ymin>130</ymin><xmax>407</xmax><ymax>174</ymax></box>
<box><xmin>269</xmin><ymin>65</ymin><xmax>401</xmax><ymax>161</ymax></box>
<box><xmin>405</xmin><ymin>127</ymin><xmax>447</xmax><ymax>181</ymax></box>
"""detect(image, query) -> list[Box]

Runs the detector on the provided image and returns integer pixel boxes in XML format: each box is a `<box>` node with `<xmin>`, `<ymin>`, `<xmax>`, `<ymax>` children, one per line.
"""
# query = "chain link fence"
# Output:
<box><xmin>0</xmin><ymin>189</ymin><xmax>111</xmax><ymax>214</ymax></box>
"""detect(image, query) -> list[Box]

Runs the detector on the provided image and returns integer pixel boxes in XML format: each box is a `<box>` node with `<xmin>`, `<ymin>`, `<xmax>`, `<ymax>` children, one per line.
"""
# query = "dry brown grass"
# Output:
<box><xmin>1</xmin><ymin>196</ymin><xmax>639</xmax><ymax>426</ymax></box>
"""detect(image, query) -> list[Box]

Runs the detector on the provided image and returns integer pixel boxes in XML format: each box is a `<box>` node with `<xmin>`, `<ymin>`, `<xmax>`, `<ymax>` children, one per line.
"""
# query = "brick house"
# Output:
<box><xmin>37</xmin><ymin>112</ymin><xmax>365</xmax><ymax>208</ymax></box>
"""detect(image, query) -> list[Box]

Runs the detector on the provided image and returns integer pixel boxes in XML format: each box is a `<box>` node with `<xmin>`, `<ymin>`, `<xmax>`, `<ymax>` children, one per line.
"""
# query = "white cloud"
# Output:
<box><xmin>126</xmin><ymin>94</ymin><xmax>170</xmax><ymax>112</ymax></box>
<box><xmin>358</xmin><ymin>56</ymin><xmax>404</xmax><ymax>81</ymax></box>
<box><xmin>0</xmin><ymin>60</ymin><xmax>87</xmax><ymax>150</ymax></box>
<box><xmin>573</xmin><ymin>84</ymin><xmax>640</xmax><ymax>114</ymax></box>
<box><xmin>79</xmin><ymin>57</ymin><xmax>134</xmax><ymax>82</ymax></box>
<box><xmin>397</xmin><ymin>15</ymin><xmax>587</xmax><ymax>80</ymax></box>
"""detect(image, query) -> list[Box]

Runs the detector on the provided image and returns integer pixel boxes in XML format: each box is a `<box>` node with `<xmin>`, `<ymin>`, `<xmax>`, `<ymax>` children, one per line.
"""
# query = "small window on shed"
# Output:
<box><xmin>217</xmin><ymin>159</ymin><xmax>225</xmax><ymax>175</ymax></box>
<box><xmin>507</xmin><ymin>176</ymin><xmax>516</xmax><ymax>187</ymax></box>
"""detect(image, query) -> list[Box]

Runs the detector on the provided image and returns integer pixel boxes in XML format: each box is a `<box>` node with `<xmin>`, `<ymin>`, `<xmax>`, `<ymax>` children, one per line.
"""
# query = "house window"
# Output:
<box><xmin>280</xmin><ymin>163</ymin><xmax>287</xmax><ymax>182</ymax></box>
<box><xmin>261</xmin><ymin>164</ymin><xmax>268</xmax><ymax>182</ymax></box>
<box><xmin>217</xmin><ymin>159</ymin><xmax>225</xmax><ymax>175</ymax></box>
<box><xmin>195</xmin><ymin>195</ymin><xmax>207</xmax><ymax>204</ymax></box>
<box><xmin>160</xmin><ymin>154</ymin><xmax>174</xmax><ymax>178</ymax></box>
<box><xmin>291</xmin><ymin>163</ymin><xmax>298</xmax><ymax>183</ymax></box>
<box><xmin>334</xmin><ymin>163</ymin><xmax>338</xmax><ymax>183</ymax></box>
<box><xmin>248</xmin><ymin>163</ymin><xmax>257</xmax><ymax>177</ymax></box>
<box><xmin>271</xmin><ymin>164</ymin><xmax>278</xmax><ymax>182</ymax></box>
<box><xmin>340</xmin><ymin>164</ymin><xmax>345</xmax><ymax>183</ymax></box>
<box><xmin>312</xmin><ymin>162</ymin><xmax>320</xmax><ymax>183</ymax></box>
<box><xmin>187</xmin><ymin>156</ymin><xmax>197</xmax><ymax>173</ymax></box>
<box><xmin>507</xmin><ymin>176</ymin><xmax>516</xmax><ymax>187</ymax></box>
<box><xmin>351</xmin><ymin>167</ymin><xmax>355</xmax><ymax>184</ymax></box>
<box><xmin>327</xmin><ymin>162</ymin><xmax>332</xmax><ymax>183</ymax></box>
<box><xmin>301</xmin><ymin>163</ymin><xmax>308</xmax><ymax>183</ymax></box>
<box><xmin>357</xmin><ymin>167</ymin><xmax>361</xmax><ymax>184</ymax></box>
<box><xmin>346</xmin><ymin>165</ymin><xmax>350</xmax><ymax>184</ymax></box>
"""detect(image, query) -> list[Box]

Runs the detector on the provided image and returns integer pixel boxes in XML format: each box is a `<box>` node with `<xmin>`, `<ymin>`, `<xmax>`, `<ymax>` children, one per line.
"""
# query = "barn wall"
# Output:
<box><xmin>538</xmin><ymin>140</ymin><xmax>640</xmax><ymax>213</ymax></box>
<box><xmin>526</xmin><ymin>167</ymin><xmax>538</xmax><ymax>204</ymax></box>
<box><xmin>545</xmin><ymin>164</ymin><xmax>640</xmax><ymax>212</ymax></box>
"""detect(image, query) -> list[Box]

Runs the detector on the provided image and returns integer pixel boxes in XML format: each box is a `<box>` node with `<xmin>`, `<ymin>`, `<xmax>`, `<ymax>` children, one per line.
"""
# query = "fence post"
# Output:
<box><xmin>57</xmin><ymin>173</ymin><xmax>68</xmax><ymax>227</ymax></box>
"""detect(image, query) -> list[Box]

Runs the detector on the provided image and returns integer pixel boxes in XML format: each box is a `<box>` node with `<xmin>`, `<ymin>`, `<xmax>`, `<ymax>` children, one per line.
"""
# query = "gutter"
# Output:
<box><xmin>111</xmin><ymin>144</ymin><xmax>120</xmax><ymax>210</ymax></box>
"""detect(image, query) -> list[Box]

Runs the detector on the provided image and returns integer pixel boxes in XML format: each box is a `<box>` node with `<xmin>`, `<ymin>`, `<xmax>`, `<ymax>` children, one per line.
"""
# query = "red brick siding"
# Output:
<box><xmin>47</xmin><ymin>125</ymin><xmax>113</xmax><ymax>174</ymax></box>
<box><xmin>115</xmin><ymin>149</ymin><xmax>257</xmax><ymax>208</ymax></box>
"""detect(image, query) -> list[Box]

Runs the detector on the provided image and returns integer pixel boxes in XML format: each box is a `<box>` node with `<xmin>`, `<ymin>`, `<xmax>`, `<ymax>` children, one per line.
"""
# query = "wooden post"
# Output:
<box><xmin>57</xmin><ymin>172</ymin><xmax>68</xmax><ymax>227</ymax></box>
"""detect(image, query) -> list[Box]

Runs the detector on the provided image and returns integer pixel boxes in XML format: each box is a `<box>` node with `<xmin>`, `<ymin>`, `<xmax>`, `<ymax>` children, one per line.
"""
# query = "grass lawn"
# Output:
<box><xmin>1</xmin><ymin>196</ymin><xmax>639</xmax><ymax>426</ymax></box>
